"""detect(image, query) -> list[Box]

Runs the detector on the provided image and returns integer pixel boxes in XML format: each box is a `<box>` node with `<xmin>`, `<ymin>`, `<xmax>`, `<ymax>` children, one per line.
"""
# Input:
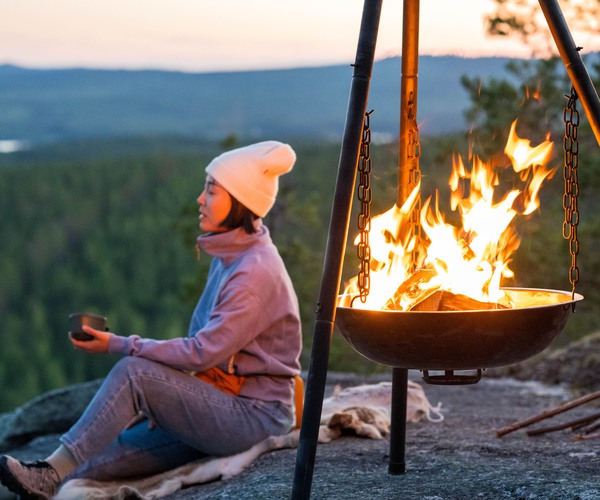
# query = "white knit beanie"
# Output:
<box><xmin>205</xmin><ymin>141</ymin><xmax>296</xmax><ymax>217</ymax></box>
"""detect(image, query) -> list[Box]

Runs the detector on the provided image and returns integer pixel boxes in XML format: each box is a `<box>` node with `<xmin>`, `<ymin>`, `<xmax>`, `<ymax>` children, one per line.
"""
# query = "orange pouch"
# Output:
<box><xmin>294</xmin><ymin>374</ymin><xmax>304</xmax><ymax>429</ymax></box>
<box><xmin>196</xmin><ymin>366</ymin><xmax>246</xmax><ymax>396</ymax></box>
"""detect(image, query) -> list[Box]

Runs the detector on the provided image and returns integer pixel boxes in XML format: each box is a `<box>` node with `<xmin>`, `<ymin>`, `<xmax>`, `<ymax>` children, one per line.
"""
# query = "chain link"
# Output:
<box><xmin>354</xmin><ymin>110</ymin><xmax>374</xmax><ymax>304</ymax></box>
<box><xmin>407</xmin><ymin>91</ymin><xmax>422</xmax><ymax>271</ymax></box>
<box><xmin>563</xmin><ymin>86</ymin><xmax>580</xmax><ymax>304</ymax></box>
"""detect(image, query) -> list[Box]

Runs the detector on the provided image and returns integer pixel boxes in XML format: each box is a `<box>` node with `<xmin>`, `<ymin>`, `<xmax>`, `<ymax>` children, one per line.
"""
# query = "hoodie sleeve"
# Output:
<box><xmin>107</xmin><ymin>278</ymin><xmax>273</xmax><ymax>373</ymax></box>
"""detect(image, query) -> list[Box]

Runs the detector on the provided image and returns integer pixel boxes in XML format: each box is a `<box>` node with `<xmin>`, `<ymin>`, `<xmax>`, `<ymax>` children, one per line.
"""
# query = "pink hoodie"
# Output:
<box><xmin>108</xmin><ymin>221</ymin><xmax>302</xmax><ymax>406</ymax></box>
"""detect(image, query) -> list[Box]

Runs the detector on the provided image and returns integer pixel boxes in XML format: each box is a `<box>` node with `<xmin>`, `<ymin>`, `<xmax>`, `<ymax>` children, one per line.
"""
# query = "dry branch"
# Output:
<box><xmin>438</xmin><ymin>292</ymin><xmax>508</xmax><ymax>311</ymax></box>
<box><xmin>581</xmin><ymin>421</ymin><xmax>600</xmax><ymax>434</ymax></box>
<box><xmin>385</xmin><ymin>269</ymin><xmax>437</xmax><ymax>311</ymax></box>
<box><xmin>496</xmin><ymin>390</ymin><xmax>600</xmax><ymax>437</ymax></box>
<box><xmin>525</xmin><ymin>411</ymin><xmax>600</xmax><ymax>436</ymax></box>
<box><xmin>386</xmin><ymin>268</ymin><xmax>511</xmax><ymax>312</ymax></box>
<box><xmin>576</xmin><ymin>432</ymin><xmax>600</xmax><ymax>440</ymax></box>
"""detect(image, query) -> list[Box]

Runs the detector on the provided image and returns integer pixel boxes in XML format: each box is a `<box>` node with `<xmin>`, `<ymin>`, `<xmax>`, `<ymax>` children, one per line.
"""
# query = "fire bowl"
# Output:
<box><xmin>335</xmin><ymin>288</ymin><xmax>583</xmax><ymax>370</ymax></box>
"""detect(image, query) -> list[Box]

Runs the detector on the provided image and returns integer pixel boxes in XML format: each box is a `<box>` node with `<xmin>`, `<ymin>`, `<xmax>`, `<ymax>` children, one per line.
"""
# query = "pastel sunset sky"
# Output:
<box><xmin>0</xmin><ymin>0</ymin><xmax>546</xmax><ymax>73</ymax></box>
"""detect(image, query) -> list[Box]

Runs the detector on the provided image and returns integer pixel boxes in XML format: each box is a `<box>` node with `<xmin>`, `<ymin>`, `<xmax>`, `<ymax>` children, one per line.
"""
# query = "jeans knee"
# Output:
<box><xmin>110</xmin><ymin>356</ymin><xmax>155</xmax><ymax>382</ymax></box>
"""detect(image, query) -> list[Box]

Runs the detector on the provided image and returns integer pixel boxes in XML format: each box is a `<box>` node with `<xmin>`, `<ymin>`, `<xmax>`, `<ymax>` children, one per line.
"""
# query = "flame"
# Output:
<box><xmin>504</xmin><ymin>120</ymin><xmax>555</xmax><ymax>215</ymax></box>
<box><xmin>344</xmin><ymin>119</ymin><xmax>556</xmax><ymax>311</ymax></box>
<box><xmin>525</xmin><ymin>83</ymin><xmax>541</xmax><ymax>102</ymax></box>
<box><xmin>343</xmin><ymin>184</ymin><xmax>422</xmax><ymax>310</ymax></box>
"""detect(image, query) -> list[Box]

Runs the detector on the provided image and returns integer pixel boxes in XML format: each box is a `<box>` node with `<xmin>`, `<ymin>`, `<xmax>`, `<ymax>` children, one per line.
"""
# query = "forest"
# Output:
<box><xmin>1</xmin><ymin>48</ymin><xmax>600</xmax><ymax>413</ymax></box>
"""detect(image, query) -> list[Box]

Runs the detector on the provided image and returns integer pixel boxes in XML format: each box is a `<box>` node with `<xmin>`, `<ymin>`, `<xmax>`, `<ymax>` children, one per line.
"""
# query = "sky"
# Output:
<box><xmin>0</xmin><ymin>0</ymin><xmax>542</xmax><ymax>73</ymax></box>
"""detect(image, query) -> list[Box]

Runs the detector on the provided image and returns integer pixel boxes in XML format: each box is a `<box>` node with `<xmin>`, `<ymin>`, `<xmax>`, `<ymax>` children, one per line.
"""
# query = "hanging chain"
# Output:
<box><xmin>407</xmin><ymin>91</ymin><xmax>422</xmax><ymax>272</ymax></box>
<box><xmin>563</xmin><ymin>86</ymin><xmax>580</xmax><ymax>305</ymax></box>
<box><xmin>355</xmin><ymin>110</ymin><xmax>374</xmax><ymax>304</ymax></box>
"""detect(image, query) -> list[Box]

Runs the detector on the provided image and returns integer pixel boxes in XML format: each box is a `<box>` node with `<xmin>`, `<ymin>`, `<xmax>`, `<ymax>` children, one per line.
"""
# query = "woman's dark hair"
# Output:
<box><xmin>220</xmin><ymin>195</ymin><xmax>259</xmax><ymax>234</ymax></box>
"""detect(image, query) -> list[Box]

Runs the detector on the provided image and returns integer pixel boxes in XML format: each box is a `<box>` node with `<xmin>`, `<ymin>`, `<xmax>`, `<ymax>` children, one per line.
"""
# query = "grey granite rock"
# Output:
<box><xmin>1</xmin><ymin>334</ymin><xmax>599</xmax><ymax>499</ymax></box>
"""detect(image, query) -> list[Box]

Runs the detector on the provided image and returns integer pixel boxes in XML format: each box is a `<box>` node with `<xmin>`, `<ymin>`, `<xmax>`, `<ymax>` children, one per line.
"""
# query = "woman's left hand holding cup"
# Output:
<box><xmin>70</xmin><ymin>325</ymin><xmax>111</xmax><ymax>353</ymax></box>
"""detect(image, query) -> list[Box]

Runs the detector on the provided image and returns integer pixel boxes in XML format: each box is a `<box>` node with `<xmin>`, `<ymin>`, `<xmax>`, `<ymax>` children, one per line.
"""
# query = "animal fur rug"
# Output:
<box><xmin>55</xmin><ymin>381</ymin><xmax>442</xmax><ymax>500</ymax></box>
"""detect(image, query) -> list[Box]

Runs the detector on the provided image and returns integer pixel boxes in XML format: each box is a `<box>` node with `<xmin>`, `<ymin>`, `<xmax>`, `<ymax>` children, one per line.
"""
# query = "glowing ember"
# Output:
<box><xmin>344</xmin><ymin>119</ymin><xmax>556</xmax><ymax>311</ymax></box>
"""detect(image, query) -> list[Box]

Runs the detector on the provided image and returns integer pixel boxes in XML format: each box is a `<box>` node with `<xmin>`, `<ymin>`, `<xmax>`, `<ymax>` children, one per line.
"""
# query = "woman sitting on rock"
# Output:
<box><xmin>0</xmin><ymin>141</ymin><xmax>302</xmax><ymax>499</ymax></box>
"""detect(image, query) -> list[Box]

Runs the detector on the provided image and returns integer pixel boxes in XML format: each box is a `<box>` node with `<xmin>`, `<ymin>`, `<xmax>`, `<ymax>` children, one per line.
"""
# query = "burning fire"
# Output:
<box><xmin>343</xmin><ymin>119</ymin><xmax>556</xmax><ymax>311</ymax></box>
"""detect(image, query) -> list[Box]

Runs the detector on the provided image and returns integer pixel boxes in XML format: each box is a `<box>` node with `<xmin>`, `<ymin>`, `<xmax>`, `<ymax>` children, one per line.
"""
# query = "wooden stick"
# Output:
<box><xmin>496</xmin><ymin>390</ymin><xmax>600</xmax><ymax>437</ymax></box>
<box><xmin>576</xmin><ymin>431</ymin><xmax>600</xmax><ymax>440</ymax></box>
<box><xmin>571</xmin><ymin>412</ymin><xmax>600</xmax><ymax>431</ymax></box>
<box><xmin>581</xmin><ymin>420</ymin><xmax>600</xmax><ymax>434</ymax></box>
<box><xmin>526</xmin><ymin>411</ymin><xmax>600</xmax><ymax>436</ymax></box>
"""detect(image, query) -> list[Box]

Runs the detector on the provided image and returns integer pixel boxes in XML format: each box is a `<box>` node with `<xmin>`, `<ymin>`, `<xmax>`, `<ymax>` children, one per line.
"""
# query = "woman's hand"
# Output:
<box><xmin>70</xmin><ymin>325</ymin><xmax>111</xmax><ymax>353</ymax></box>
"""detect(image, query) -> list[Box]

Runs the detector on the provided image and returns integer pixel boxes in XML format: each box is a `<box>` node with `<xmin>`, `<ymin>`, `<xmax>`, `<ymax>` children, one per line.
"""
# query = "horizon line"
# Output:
<box><xmin>0</xmin><ymin>52</ymin><xmax>548</xmax><ymax>76</ymax></box>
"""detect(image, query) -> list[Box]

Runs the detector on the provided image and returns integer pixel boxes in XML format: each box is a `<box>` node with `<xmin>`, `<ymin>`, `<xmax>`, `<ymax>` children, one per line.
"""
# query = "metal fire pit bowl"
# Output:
<box><xmin>335</xmin><ymin>287</ymin><xmax>583</xmax><ymax>370</ymax></box>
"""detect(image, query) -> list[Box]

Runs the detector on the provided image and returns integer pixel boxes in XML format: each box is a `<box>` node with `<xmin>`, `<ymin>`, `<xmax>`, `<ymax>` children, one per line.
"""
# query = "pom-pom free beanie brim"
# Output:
<box><xmin>205</xmin><ymin>141</ymin><xmax>296</xmax><ymax>217</ymax></box>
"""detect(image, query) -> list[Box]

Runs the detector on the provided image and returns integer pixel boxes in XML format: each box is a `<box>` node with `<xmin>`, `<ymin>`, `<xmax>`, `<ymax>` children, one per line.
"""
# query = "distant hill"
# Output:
<box><xmin>0</xmin><ymin>56</ymin><xmax>519</xmax><ymax>145</ymax></box>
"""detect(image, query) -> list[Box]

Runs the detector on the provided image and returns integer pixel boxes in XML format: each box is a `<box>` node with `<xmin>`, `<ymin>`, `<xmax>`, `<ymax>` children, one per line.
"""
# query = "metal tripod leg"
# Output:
<box><xmin>290</xmin><ymin>1</ymin><xmax>383</xmax><ymax>498</ymax></box>
<box><xmin>538</xmin><ymin>0</ymin><xmax>600</xmax><ymax>145</ymax></box>
<box><xmin>389</xmin><ymin>368</ymin><xmax>408</xmax><ymax>474</ymax></box>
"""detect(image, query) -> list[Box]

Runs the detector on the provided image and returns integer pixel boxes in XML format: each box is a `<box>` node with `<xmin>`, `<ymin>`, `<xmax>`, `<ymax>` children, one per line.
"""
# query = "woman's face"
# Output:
<box><xmin>197</xmin><ymin>176</ymin><xmax>233</xmax><ymax>233</ymax></box>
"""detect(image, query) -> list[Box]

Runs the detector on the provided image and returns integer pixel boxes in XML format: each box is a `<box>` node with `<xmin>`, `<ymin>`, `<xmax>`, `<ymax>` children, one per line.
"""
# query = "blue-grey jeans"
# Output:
<box><xmin>60</xmin><ymin>357</ymin><xmax>294</xmax><ymax>480</ymax></box>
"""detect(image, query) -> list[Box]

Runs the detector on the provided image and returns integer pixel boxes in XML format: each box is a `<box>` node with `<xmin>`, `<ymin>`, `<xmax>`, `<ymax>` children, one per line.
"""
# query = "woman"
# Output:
<box><xmin>0</xmin><ymin>141</ymin><xmax>302</xmax><ymax>499</ymax></box>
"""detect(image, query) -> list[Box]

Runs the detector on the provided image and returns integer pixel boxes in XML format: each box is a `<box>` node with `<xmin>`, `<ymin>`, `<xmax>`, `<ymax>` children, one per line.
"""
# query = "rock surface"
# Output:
<box><xmin>0</xmin><ymin>380</ymin><xmax>102</xmax><ymax>452</ymax></box>
<box><xmin>489</xmin><ymin>331</ymin><xmax>600</xmax><ymax>392</ymax></box>
<box><xmin>166</xmin><ymin>376</ymin><xmax>599</xmax><ymax>500</ymax></box>
<box><xmin>1</xmin><ymin>334</ymin><xmax>599</xmax><ymax>499</ymax></box>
